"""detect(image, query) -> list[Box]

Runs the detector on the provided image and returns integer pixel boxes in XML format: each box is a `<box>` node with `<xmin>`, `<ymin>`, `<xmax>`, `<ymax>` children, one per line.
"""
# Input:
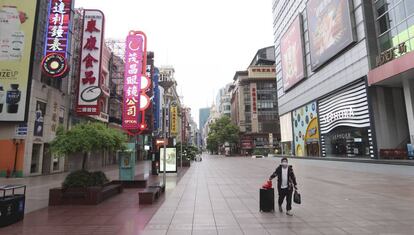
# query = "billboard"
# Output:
<box><xmin>307</xmin><ymin>0</ymin><xmax>356</xmax><ymax>71</ymax></box>
<box><xmin>34</xmin><ymin>101</ymin><xmax>46</xmax><ymax>137</ymax></box>
<box><xmin>41</xmin><ymin>0</ymin><xmax>72</xmax><ymax>78</ymax></box>
<box><xmin>292</xmin><ymin>102</ymin><xmax>319</xmax><ymax>156</ymax></box>
<box><xmin>76</xmin><ymin>10</ymin><xmax>104</xmax><ymax>115</ymax></box>
<box><xmin>0</xmin><ymin>2</ymin><xmax>38</xmax><ymax>122</ymax></box>
<box><xmin>159</xmin><ymin>147</ymin><xmax>177</xmax><ymax>173</ymax></box>
<box><xmin>122</xmin><ymin>32</ymin><xmax>144</xmax><ymax>130</ymax></box>
<box><xmin>280</xmin><ymin>15</ymin><xmax>306</xmax><ymax>91</ymax></box>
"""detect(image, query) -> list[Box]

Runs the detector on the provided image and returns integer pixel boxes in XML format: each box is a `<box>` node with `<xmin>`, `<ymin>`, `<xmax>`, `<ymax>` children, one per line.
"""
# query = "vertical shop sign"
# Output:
<box><xmin>41</xmin><ymin>0</ymin><xmax>72</xmax><ymax>78</ymax></box>
<box><xmin>122</xmin><ymin>32</ymin><xmax>144</xmax><ymax>130</ymax></box>
<box><xmin>170</xmin><ymin>102</ymin><xmax>178</xmax><ymax>136</ymax></box>
<box><xmin>76</xmin><ymin>10</ymin><xmax>104</xmax><ymax>115</ymax></box>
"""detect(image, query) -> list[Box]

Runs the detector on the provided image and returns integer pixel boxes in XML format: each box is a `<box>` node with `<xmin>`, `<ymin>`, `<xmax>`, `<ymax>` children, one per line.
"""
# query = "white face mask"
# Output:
<box><xmin>281</xmin><ymin>162</ymin><xmax>288</xmax><ymax>168</ymax></box>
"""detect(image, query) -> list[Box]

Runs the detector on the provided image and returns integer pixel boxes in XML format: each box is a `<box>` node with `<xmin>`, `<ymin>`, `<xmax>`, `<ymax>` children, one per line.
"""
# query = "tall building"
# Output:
<box><xmin>198</xmin><ymin>107</ymin><xmax>210</xmax><ymax>147</ymax></box>
<box><xmin>272</xmin><ymin>0</ymin><xmax>413</xmax><ymax>159</ymax></box>
<box><xmin>216</xmin><ymin>83</ymin><xmax>232</xmax><ymax>117</ymax></box>
<box><xmin>229</xmin><ymin>46</ymin><xmax>280</xmax><ymax>155</ymax></box>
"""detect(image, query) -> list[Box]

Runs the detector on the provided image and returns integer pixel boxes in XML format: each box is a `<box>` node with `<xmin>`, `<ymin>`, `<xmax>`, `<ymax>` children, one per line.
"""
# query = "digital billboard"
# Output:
<box><xmin>307</xmin><ymin>0</ymin><xmax>356</xmax><ymax>71</ymax></box>
<box><xmin>159</xmin><ymin>147</ymin><xmax>177</xmax><ymax>173</ymax></box>
<box><xmin>0</xmin><ymin>2</ymin><xmax>38</xmax><ymax>122</ymax></box>
<box><xmin>280</xmin><ymin>15</ymin><xmax>306</xmax><ymax>91</ymax></box>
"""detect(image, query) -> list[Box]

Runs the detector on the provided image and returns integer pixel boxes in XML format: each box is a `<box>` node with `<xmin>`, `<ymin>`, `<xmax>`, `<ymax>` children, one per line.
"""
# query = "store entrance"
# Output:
<box><xmin>306</xmin><ymin>142</ymin><xmax>319</xmax><ymax>156</ymax></box>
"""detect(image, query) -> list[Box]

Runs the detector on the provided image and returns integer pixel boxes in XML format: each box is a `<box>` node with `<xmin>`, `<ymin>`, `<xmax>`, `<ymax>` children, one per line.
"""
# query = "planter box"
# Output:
<box><xmin>111</xmin><ymin>180</ymin><xmax>147</xmax><ymax>188</ymax></box>
<box><xmin>49</xmin><ymin>182</ymin><xmax>123</xmax><ymax>206</ymax></box>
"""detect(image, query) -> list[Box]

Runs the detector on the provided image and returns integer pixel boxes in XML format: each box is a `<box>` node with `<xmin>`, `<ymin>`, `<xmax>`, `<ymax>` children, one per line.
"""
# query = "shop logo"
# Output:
<box><xmin>80</xmin><ymin>85</ymin><xmax>102</xmax><ymax>102</ymax></box>
<box><xmin>41</xmin><ymin>53</ymin><xmax>69</xmax><ymax>78</ymax></box>
<box><xmin>308</xmin><ymin>127</ymin><xmax>317</xmax><ymax>137</ymax></box>
<box><xmin>0</xmin><ymin>69</ymin><xmax>18</xmax><ymax>79</ymax></box>
<box><xmin>324</xmin><ymin>107</ymin><xmax>354</xmax><ymax>124</ymax></box>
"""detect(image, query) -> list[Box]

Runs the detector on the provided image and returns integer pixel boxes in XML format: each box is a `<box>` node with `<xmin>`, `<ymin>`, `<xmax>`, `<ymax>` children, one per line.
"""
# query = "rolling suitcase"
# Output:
<box><xmin>260</xmin><ymin>188</ymin><xmax>274</xmax><ymax>212</ymax></box>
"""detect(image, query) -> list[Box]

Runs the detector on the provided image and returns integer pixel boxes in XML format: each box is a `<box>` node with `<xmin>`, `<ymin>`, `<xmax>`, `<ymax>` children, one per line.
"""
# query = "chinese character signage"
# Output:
<box><xmin>76</xmin><ymin>10</ymin><xmax>104</xmax><ymax>115</ymax></box>
<box><xmin>122</xmin><ymin>32</ymin><xmax>145</xmax><ymax>130</ymax></box>
<box><xmin>41</xmin><ymin>0</ymin><xmax>71</xmax><ymax>78</ymax></box>
<box><xmin>280</xmin><ymin>15</ymin><xmax>306</xmax><ymax>91</ymax></box>
<box><xmin>170</xmin><ymin>102</ymin><xmax>178</xmax><ymax>136</ymax></box>
<box><xmin>0</xmin><ymin>2</ymin><xmax>38</xmax><ymax>122</ymax></box>
<box><xmin>307</xmin><ymin>0</ymin><xmax>356</xmax><ymax>71</ymax></box>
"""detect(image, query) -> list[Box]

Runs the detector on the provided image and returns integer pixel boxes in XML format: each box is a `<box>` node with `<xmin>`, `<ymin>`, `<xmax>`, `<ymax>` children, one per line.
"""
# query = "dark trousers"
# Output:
<box><xmin>278</xmin><ymin>188</ymin><xmax>293</xmax><ymax>211</ymax></box>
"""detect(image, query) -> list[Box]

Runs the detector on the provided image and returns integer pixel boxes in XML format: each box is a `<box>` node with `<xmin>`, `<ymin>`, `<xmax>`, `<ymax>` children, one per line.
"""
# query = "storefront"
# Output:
<box><xmin>280</xmin><ymin>113</ymin><xmax>293</xmax><ymax>155</ymax></box>
<box><xmin>318</xmin><ymin>79</ymin><xmax>374</xmax><ymax>158</ymax></box>
<box><xmin>292</xmin><ymin>102</ymin><xmax>320</xmax><ymax>157</ymax></box>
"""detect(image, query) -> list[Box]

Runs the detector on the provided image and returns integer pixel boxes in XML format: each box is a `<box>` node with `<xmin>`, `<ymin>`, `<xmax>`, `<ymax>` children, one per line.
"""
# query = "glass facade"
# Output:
<box><xmin>375</xmin><ymin>0</ymin><xmax>414</xmax><ymax>53</ymax></box>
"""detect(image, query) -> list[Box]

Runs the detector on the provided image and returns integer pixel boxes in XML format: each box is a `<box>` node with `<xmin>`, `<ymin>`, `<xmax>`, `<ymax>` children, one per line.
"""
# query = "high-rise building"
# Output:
<box><xmin>216</xmin><ymin>83</ymin><xmax>232</xmax><ymax>117</ymax></box>
<box><xmin>229</xmin><ymin>46</ymin><xmax>280</xmax><ymax>155</ymax></box>
<box><xmin>272</xmin><ymin>0</ymin><xmax>414</xmax><ymax>159</ymax></box>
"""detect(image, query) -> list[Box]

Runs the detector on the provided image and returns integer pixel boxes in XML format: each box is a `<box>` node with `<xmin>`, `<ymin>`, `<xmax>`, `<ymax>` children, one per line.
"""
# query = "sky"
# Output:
<box><xmin>75</xmin><ymin>0</ymin><xmax>275</xmax><ymax>126</ymax></box>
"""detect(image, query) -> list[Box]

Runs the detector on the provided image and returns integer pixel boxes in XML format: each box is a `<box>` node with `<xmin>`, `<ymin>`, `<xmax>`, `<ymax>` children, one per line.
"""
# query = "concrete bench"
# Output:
<box><xmin>101</xmin><ymin>184</ymin><xmax>122</xmax><ymax>201</ymax></box>
<box><xmin>148</xmin><ymin>182</ymin><xmax>165</xmax><ymax>193</ymax></box>
<box><xmin>139</xmin><ymin>188</ymin><xmax>160</xmax><ymax>204</ymax></box>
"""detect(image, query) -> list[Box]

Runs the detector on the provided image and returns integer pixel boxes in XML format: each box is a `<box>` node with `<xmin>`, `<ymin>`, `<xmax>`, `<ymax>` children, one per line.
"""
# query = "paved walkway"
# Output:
<box><xmin>0</xmin><ymin>161</ymin><xmax>151</xmax><ymax>213</ymax></box>
<box><xmin>143</xmin><ymin>154</ymin><xmax>414</xmax><ymax>235</ymax></box>
<box><xmin>0</xmin><ymin>161</ymin><xmax>187</xmax><ymax>235</ymax></box>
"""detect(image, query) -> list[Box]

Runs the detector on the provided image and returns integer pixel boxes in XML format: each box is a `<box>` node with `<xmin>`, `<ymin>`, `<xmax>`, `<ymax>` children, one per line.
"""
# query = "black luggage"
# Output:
<box><xmin>260</xmin><ymin>188</ymin><xmax>274</xmax><ymax>212</ymax></box>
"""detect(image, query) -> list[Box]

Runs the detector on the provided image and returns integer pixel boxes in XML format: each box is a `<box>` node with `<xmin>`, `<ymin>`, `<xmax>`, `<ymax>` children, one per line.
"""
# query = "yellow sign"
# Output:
<box><xmin>0</xmin><ymin>1</ymin><xmax>38</xmax><ymax>121</ymax></box>
<box><xmin>170</xmin><ymin>104</ymin><xmax>178</xmax><ymax>136</ymax></box>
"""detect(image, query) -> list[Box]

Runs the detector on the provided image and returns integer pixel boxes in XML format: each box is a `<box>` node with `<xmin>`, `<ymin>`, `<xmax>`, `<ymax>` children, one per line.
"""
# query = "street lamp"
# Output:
<box><xmin>158</xmin><ymin>78</ymin><xmax>175</xmax><ymax>187</ymax></box>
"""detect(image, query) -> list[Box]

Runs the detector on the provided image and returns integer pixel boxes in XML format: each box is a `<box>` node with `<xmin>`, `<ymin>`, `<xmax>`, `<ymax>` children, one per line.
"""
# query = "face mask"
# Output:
<box><xmin>281</xmin><ymin>162</ymin><xmax>288</xmax><ymax>167</ymax></box>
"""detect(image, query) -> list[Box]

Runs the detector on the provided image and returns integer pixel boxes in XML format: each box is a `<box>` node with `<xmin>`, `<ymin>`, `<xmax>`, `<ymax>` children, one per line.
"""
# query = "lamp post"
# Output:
<box><xmin>158</xmin><ymin>78</ymin><xmax>174</xmax><ymax>187</ymax></box>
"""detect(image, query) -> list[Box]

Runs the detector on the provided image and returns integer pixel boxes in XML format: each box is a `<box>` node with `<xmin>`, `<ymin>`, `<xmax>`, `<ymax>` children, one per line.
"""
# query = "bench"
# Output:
<box><xmin>139</xmin><ymin>188</ymin><xmax>160</xmax><ymax>204</ymax></box>
<box><xmin>149</xmin><ymin>182</ymin><xmax>165</xmax><ymax>193</ymax></box>
<box><xmin>101</xmin><ymin>184</ymin><xmax>122</xmax><ymax>201</ymax></box>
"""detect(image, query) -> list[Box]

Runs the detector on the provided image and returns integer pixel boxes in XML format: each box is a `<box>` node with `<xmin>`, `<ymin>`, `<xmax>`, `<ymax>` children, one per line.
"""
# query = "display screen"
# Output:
<box><xmin>159</xmin><ymin>147</ymin><xmax>177</xmax><ymax>173</ymax></box>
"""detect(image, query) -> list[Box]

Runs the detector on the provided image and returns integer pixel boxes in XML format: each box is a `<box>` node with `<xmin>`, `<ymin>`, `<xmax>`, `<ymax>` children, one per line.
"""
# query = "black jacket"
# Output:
<box><xmin>269</xmin><ymin>165</ymin><xmax>297</xmax><ymax>190</ymax></box>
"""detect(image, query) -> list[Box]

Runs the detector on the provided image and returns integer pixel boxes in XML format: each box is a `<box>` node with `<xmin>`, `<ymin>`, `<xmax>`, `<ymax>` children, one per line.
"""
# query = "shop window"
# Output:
<box><xmin>394</xmin><ymin>1</ymin><xmax>406</xmax><ymax>24</ymax></box>
<box><xmin>31</xmin><ymin>144</ymin><xmax>42</xmax><ymax>173</ymax></box>
<box><xmin>379</xmin><ymin>32</ymin><xmax>393</xmax><ymax>51</ymax></box>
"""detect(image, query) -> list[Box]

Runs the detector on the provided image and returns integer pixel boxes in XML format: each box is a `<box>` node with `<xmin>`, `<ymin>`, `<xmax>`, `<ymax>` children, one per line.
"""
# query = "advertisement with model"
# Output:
<box><xmin>159</xmin><ymin>147</ymin><xmax>177</xmax><ymax>173</ymax></box>
<box><xmin>306</xmin><ymin>0</ymin><xmax>356</xmax><ymax>71</ymax></box>
<box><xmin>280</xmin><ymin>15</ymin><xmax>306</xmax><ymax>91</ymax></box>
<box><xmin>0</xmin><ymin>1</ymin><xmax>38</xmax><ymax>121</ymax></box>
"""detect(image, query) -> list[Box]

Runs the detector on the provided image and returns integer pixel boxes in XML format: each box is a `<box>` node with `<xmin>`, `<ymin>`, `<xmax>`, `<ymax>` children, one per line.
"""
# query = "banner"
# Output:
<box><xmin>76</xmin><ymin>10</ymin><xmax>104</xmax><ymax>115</ymax></box>
<box><xmin>122</xmin><ymin>32</ymin><xmax>144</xmax><ymax>130</ymax></box>
<box><xmin>0</xmin><ymin>2</ymin><xmax>38</xmax><ymax>121</ymax></box>
<box><xmin>170</xmin><ymin>102</ymin><xmax>178</xmax><ymax>136</ymax></box>
<box><xmin>280</xmin><ymin>15</ymin><xmax>306</xmax><ymax>91</ymax></box>
<box><xmin>307</xmin><ymin>0</ymin><xmax>356</xmax><ymax>70</ymax></box>
<box><xmin>34</xmin><ymin>101</ymin><xmax>46</xmax><ymax>137</ymax></box>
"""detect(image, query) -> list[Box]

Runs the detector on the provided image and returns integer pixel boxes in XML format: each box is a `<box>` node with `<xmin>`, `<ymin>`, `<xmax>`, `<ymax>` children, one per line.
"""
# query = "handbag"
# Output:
<box><xmin>293</xmin><ymin>190</ymin><xmax>301</xmax><ymax>204</ymax></box>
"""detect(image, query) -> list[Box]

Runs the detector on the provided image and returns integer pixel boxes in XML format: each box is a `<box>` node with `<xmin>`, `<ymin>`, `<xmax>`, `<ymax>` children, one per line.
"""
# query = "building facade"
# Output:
<box><xmin>229</xmin><ymin>46</ymin><xmax>280</xmax><ymax>155</ymax></box>
<box><xmin>215</xmin><ymin>83</ymin><xmax>232</xmax><ymax>117</ymax></box>
<box><xmin>273</xmin><ymin>0</ymin><xmax>413</xmax><ymax>159</ymax></box>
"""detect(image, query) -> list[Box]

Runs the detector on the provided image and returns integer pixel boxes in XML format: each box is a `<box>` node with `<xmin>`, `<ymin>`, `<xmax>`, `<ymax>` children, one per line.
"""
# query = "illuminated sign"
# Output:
<box><xmin>170</xmin><ymin>102</ymin><xmax>178</xmax><ymax>136</ymax></box>
<box><xmin>76</xmin><ymin>10</ymin><xmax>104</xmax><ymax>115</ymax></box>
<box><xmin>42</xmin><ymin>0</ymin><xmax>72</xmax><ymax>78</ymax></box>
<box><xmin>123</xmin><ymin>32</ymin><xmax>144</xmax><ymax>130</ymax></box>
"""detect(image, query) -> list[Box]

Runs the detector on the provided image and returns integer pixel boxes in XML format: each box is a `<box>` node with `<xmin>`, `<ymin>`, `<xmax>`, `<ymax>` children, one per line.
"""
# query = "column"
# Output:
<box><xmin>403</xmin><ymin>79</ymin><xmax>414</xmax><ymax>143</ymax></box>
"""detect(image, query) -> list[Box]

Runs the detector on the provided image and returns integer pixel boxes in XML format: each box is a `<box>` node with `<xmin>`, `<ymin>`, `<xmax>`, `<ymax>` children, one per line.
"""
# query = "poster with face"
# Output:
<box><xmin>307</xmin><ymin>0</ymin><xmax>355</xmax><ymax>70</ymax></box>
<box><xmin>280</xmin><ymin>15</ymin><xmax>306</xmax><ymax>91</ymax></box>
<box><xmin>34</xmin><ymin>101</ymin><xmax>46</xmax><ymax>137</ymax></box>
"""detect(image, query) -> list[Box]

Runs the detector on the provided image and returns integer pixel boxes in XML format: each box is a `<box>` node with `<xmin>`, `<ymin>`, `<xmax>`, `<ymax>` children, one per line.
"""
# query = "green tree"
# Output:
<box><xmin>206</xmin><ymin>116</ymin><xmax>239</xmax><ymax>153</ymax></box>
<box><xmin>50</xmin><ymin>122</ymin><xmax>127</xmax><ymax>170</ymax></box>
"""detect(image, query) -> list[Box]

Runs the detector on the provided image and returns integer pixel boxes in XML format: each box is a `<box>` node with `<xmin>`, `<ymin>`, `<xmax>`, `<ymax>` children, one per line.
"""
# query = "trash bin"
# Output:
<box><xmin>0</xmin><ymin>185</ymin><xmax>26</xmax><ymax>227</ymax></box>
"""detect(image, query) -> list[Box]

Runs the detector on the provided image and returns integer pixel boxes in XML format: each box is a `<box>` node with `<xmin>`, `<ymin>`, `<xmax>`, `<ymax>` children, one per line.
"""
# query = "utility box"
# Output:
<box><xmin>118</xmin><ymin>143</ymin><xmax>136</xmax><ymax>181</ymax></box>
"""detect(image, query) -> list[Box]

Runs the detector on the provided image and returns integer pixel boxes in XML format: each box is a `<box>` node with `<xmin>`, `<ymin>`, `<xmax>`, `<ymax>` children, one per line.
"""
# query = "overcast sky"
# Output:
<box><xmin>75</xmin><ymin>0</ymin><xmax>274</xmax><ymax>126</ymax></box>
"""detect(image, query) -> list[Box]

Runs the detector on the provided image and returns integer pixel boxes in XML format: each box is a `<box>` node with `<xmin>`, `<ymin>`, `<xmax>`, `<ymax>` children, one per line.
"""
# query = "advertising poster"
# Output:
<box><xmin>34</xmin><ymin>101</ymin><xmax>46</xmax><ymax>137</ymax></box>
<box><xmin>307</xmin><ymin>0</ymin><xmax>355</xmax><ymax>70</ymax></box>
<box><xmin>292</xmin><ymin>102</ymin><xmax>319</xmax><ymax>156</ymax></box>
<box><xmin>159</xmin><ymin>147</ymin><xmax>177</xmax><ymax>173</ymax></box>
<box><xmin>76</xmin><ymin>10</ymin><xmax>104</xmax><ymax>115</ymax></box>
<box><xmin>280</xmin><ymin>15</ymin><xmax>306</xmax><ymax>91</ymax></box>
<box><xmin>0</xmin><ymin>1</ymin><xmax>38</xmax><ymax>121</ymax></box>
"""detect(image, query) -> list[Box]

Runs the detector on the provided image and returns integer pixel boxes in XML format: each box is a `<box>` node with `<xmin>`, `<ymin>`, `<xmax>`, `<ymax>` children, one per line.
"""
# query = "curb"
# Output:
<box><xmin>270</xmin><ymin>155</ymin><xmax>414</xmax><ymax>166</ymax></box>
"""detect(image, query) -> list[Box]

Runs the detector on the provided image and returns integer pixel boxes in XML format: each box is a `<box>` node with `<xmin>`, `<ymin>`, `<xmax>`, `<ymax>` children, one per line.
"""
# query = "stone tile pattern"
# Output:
<box><xmin>143</xmin><ymin>155</ymin><xmax>414</xmax><ymax>235</ymax></box>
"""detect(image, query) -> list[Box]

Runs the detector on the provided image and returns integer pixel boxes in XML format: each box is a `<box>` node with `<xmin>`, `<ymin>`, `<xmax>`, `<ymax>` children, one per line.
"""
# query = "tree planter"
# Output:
<box><xmin>48</xmin><ymin>182</ymin><xmax>123</xmax><ymax>206</ymax></box>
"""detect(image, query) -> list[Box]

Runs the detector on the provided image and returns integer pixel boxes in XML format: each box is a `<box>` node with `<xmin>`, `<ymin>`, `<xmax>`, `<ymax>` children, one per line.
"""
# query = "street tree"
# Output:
<box><xmin>206</xmin><ymin>116</ymin><xmax>239</xmax><ymax>153</ymax></box>
<box><xmin>50</xmin><ymin>122</ymin><xmax>127</xmax><ymax>170</ymax></box>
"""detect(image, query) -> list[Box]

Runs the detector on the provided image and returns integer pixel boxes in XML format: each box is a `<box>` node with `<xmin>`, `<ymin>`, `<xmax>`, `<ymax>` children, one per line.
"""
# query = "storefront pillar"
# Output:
<box><xmin>403</xmin><ymin>79</ymin><xmax>414</xmax><ymax>143</ymax></box>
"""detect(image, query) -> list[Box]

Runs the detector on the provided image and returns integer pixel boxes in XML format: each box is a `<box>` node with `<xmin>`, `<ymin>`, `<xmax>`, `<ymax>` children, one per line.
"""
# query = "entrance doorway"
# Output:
<box><xmin>306</xmin><ymin>142</ymin><xmax>319</xmax><ymax>156</ymax></box>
